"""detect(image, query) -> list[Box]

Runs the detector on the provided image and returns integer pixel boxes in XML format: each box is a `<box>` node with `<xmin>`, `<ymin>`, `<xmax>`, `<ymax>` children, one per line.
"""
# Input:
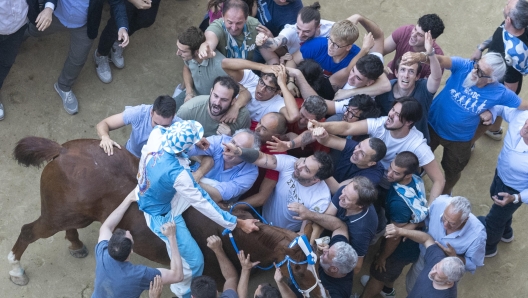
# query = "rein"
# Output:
<box><xmin>222</xmin><ymin>202</ymin><xmax>327</xmax><ymax>298</ymax></box>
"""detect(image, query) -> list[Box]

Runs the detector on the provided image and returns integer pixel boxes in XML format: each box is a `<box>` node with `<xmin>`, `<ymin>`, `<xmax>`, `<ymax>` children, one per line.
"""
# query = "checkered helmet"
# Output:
<box><xmin>160</xmin><ymin>120</ymin><xmax>204</xmax><ymax>154</ymax></box>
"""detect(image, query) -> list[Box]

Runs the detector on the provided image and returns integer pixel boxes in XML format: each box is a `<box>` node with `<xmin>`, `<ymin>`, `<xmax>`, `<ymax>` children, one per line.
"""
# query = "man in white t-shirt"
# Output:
<box><xmin>257</xmin><ymin>2</ymin><xmax>334</xmax><ymax>64</ymax></box>
<box><xmin>222</xmin><ymin>58</ymin><xmax>300</xmax><ymax>129</ymax></box>
<box><xmin>223</xmin><ymin>142</ymin><xmax>334</xmax><ymax>232</ymax></box>
<box><xmin>311</xmin><ymin>97</ymin><xmax>445</xmax><ymax>202</ymax></box>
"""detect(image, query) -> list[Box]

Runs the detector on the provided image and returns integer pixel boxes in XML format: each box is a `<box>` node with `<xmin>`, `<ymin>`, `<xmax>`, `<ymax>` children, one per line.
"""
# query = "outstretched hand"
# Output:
<box><xmin>99</xmin><ymin>136</ymin><xmax>122</xmax><ymax>156</ymax></box>
<box><xmin>206</xmin><ymin>235</ymin><xmax>223</xmax><ymax>251</ymax></box>
<box><xmin>161</xmin><ymin>222</ymin><xmax>176</xmax><ymax>238</ymax></box>
<box><xmin>266</xmin><ymin>135</ymin><xmax>291</xmax><ymax>153</ymax></box>
<box><xmin>424</xmin><ymin>31</ymin><xmax>433</xmax><ymax>55</ymax></box>
<box><xmin>238</xmin><ymin>250</ymin><xmax>260</xmax><ymax>271</ymax></box>
<box><xmin>288</xmin><ymin>202</ymin><xmax>311</xmax><ymax>220</ymax></box>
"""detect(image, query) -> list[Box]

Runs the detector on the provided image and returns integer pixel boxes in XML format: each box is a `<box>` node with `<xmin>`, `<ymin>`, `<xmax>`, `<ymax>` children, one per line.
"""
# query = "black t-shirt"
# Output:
<box><xmin>407</xmin><ymin>244</ymin><xmax>457</xmax><ymax>298</ymax></box>
<box><xmin>334</xmin><ymin>139</ymin><xmax>385</xmax><ymax>185</ymax></box>
<box><xmin>487</xmin><ymin>22</ymin><xmax>528</xmax><ymax>91</ymax></box>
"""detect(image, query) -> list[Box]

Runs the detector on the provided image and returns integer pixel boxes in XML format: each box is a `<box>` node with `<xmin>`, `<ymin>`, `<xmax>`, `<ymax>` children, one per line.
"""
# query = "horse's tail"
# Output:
<box><xmin>13</xmin><ymin>137</ymin><xmax>62</xmax><ymax>168</ymax></box>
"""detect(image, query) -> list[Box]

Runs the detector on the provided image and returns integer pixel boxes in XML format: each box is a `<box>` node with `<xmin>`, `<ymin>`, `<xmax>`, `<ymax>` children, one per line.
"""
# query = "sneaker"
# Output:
<box><xmin>94</xmin><ymin>50</ymin><xmax>112</xmax><ymax>84</ymax></box>
<box><xmin>0</xmin><ymin>103</ymin><xmax>4</xmax><ymax>120</ymax></box>
<box><xmin>501</xmin><ymin>233</ymin><xmax>514</xmax><ymax>243</ymax></box>
<box><xmin>471</xmin><ymin>144</ymin><xmax>475</xmax><ymax>152</ymax></box>
<box><xmin>54</xmin><ymin>83</ymin><xmax>78</xmax><ymax>115</ymax></box>
<box><xmin>359</xmin><ymin>276</ymin><xmax>395</xmax><ymax>297</ymax></box>
<box><xmin>110</xmin><ymin>41</ymin><xmax>125</xmax><ymax>69</ymax></box>
<box><xmin>485</xmin><ymin>127</ymin><xmax>503</xmax><ymax>141</ymax></box>
<box><xmin>173</xmin><ymin>83</ymin><xmax>183</xmax><ymax>98</ymax></box>
<box><xmin>485</xmin><ymin>249</ymin><xmax>498</xmax><ymax>258</ymax></box>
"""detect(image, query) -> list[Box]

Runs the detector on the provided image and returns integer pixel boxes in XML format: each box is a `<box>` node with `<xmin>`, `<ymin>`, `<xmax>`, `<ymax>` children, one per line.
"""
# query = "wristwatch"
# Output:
<box><xmin>426</xmin><ymin>48</ymin><xmax>436</xmax><ymax>56</ymax></box>
<box><xmin>513</xmin><ymin>194</ymin><xmax>520</xmax><ymax>204</ymax></box>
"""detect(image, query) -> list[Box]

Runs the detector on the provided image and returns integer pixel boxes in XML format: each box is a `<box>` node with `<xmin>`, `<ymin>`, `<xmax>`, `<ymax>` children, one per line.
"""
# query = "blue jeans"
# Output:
<box><xmin>479</xmin><ymin>170</ymin><xmax>522</xmax><ymax>254</ymax></box>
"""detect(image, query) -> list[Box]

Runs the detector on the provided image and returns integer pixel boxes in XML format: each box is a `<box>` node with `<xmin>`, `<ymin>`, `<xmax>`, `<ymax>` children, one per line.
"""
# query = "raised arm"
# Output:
<box><xmin>385</xmin><ymin>223</ymin><xmax>435</xmax><ymax>247</ymax></box>
<box><xmin>182</xmin><ymin>64</ymin><xmax>195</xmax><ymax>102</ymax></box>
<box><xmin>98</xmin><ymin>192</ymin><xmax>136</xmax><ymax>242</ymax></box>
<box><xmin>198</xmin><ymin>31</ymin><xmax>220</xmax><ymax>59</ymax></box>
<box><xmin>275</xmin><ymin>65</ymin><xmax>300</xmax><ymax>123</ymax></box>
<box><xmin>333</xmin><ymin>73</ymin><xmax>391</xmax><ymax>100</ymax></box>
<box><xmin>158</xmin><ymin>222</ymin><xmax>184</xmax><ymax>285</ymax></box>
<box><xmin>317</xmin><ymin>119</ymin><xmax>369</xmax><ymax>137</ymax></box>
<box><xmin>96</xmin><ymin>112</ymin><xmax>126</xmax><ymax>156</ymax></box>
<box><xmin>401</xmin><ymin>51</ymin><xmax>452</xmax><ymax>69</ymax></box>
<box><xmin>330</xmin><ymin>32</ymin><xmax>374</xmax><ymax>90</ymax></box>
<box><xmin>222</xmin><ymin>58</ymin><xmax>282</xmax><ymax>81</ymax></box>
<box><xmin>237</xmin><ymin>250</ymin><xmax>261</xmax><ymax>298</ymax></box>
<box><xmin>424</xmin><ymin>31</ymin><xmax>442</xmax><ymax>94</ymax></box>
<box><xmin>222</xmin><ymin>142</ymin><xmax>278</xmax><ymax>170</ymax></box>
<box><xmin>348</xmin><ymin>14</ymin><xmax>384</xmax><ymax>53</ymax></box>
<box><xmin>207</xmin><ymin>236</ymin><xmax>238</xmax><ymax>292</ymax></box>
<box><xmin>287</xmin><ymin>67</ymin><xmax>319</xmax><ymax>99</ymax></box>
<box><xmin>288</xmin><ymin>203</ymin><xmax>348</xmax><ymax>239</ymax></box>
<box><xmin>312</xmin><ymin>126</ymin><xmax>346</xmax><ymax>151</ymax></box>
<box><xmin>422</xmin><ymin>159</ymin><xmax>445</xmax><ymax>203</ymax></box>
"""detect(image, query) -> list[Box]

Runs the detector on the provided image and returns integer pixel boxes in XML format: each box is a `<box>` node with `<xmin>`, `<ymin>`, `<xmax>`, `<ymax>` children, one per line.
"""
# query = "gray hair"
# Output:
<box><xmin>233</xmin><ymin>129</ymin><xmax>261</xmax><ymax>150</ymax></box>
<box><xmin>303</xmin><ymin>95</ymin><xmax>327</xmax><ymax>120</ymax></box>
<box><xmin>449</xmin><ymin>196</ymin><xmax>471</xmax><ymax>221</ymax></box>
<box><xmin>331</xmin><ymin>241</ymin><xmax>358</xmax><ymax>274</ymax></box>
<box><xmin>482</xmin><ymin>52</ymin><xmax>506</xmax><ymax>82</ymax></box>
<box><xmin>441</xmin><ymin>257</ymin><xmax>465</xmax><ymax>283</ymax></box>
<box><xmin>509</xmin><ymin>0</ymin><xmax>528</xmax><ymax>30</ymax></box>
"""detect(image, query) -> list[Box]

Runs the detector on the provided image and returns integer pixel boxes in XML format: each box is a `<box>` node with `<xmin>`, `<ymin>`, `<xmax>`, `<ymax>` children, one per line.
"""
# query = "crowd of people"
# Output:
<box><xmin>2</xmin><ymin>0</ymin><xmax>528</xmax><ymax>297</ymax></box>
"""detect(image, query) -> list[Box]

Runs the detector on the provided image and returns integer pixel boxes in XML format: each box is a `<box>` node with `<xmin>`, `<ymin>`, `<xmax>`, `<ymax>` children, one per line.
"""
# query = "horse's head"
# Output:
<box><xmin>283</xmin><ymin>241</ymin><xmax>328</xmax><ymax>298</ymax></box>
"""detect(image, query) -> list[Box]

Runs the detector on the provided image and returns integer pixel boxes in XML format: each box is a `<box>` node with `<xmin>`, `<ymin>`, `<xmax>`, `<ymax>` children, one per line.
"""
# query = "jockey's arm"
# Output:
<box><xmin>96</xmin><ymin>112</ymin><xmax>126</xmax><ymax>156</ymax></box>
<box><xmin>98</xmin><ymin>192</ymin><xmax>136</xmax><ymax>242</ymax></box>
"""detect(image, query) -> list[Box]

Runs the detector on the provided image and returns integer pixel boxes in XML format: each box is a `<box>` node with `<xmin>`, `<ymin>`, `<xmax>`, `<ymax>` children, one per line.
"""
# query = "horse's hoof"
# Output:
<box><xmin>69</xmin><ymin>244</ymin><xmax>88</xmax><ymax>258</ymax></box>
<box><xmin>10</xmin><ymin>273</ymin><xmax>29</xmax><ymax>286</ymax></box>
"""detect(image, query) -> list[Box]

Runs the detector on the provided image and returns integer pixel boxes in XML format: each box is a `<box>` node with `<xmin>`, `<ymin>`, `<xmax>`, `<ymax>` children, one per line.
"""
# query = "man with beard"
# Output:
<box><xmin>176</xmin><ymin>76</ymin><xmax>250</xmax><ymax>137</ymax></box>
<box><xmin>222</xmin><ymin>59</ymin><xmax>300</xmax><ymax>129</ymax></box>
<box><xmin>385</xmin><ymin>224</ymin><xmax>465</xmax><ymax>298</ymax></box>
<box><xmin>376</xmin><ymin>30</ymin><xmax>442</xmax><ymax>144</ymax></box>
<box><xmin>277</xmin><ymin>97</ymin><xmax>445</xmax><ymax>202</ymax></box>
<box><xmin>198</xmin><ymin>0</ymin><xmax>261</xmax><ymax>61</ymax></box>
<box><xmin>223</xmin><ymin>141</ymin><xmax>333</xmax><ymax>232</ymax></box>
<box><xmin>401</xmin><ymin>51</ymin><xmax>528</xmax><ymax>195</ymax></box>
<box><xmin>361</xmin><ymin>152</ymin><xmax>428</xmax><ymax>298</ymax></box>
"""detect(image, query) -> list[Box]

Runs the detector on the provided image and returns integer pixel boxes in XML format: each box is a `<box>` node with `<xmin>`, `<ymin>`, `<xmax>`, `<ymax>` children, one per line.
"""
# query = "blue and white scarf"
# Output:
<box><xmin>502</xmin><ymin>25</ymin><xmax>528</xmax><ymax>75</ymax></box>
<box><xmin>223</xmin><ymin>21</ymin><xmax>250</xmax><ymax>59</ymax></box>
<box><xmin>392</xmin><ymin>174</ymin><xmax>429</xmax><ymax>223</ymax></box>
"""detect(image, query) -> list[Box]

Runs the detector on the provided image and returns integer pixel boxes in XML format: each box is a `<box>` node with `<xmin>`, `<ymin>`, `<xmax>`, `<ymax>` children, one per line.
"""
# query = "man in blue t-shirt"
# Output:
<box><xmin>385</xmin><ymin>224</ymin><xmax>465</xmax><ymax>298</ymax></box>
<box><xmin>96</xmin><ymin>95</ymin><xmax>179</xmax><ymax>158</ymax></box>
<box><xmin>401</xmin><ymin>50</ymin><xmax>528</xmax><ymax>195</ymax></box>
<box><xmin>256</xmin><ymin>0</ymin><xmax>303</xmax><ymax>37</ymax></box>
<box><xmin>92</xmin><ymin>194</ymin><xmax>184</xmax><ymax>298</ymax></box>
<box><xmin>361</xmin><ymin>151</ymin><xmax>428</xmax><ymax>298</ymax></box>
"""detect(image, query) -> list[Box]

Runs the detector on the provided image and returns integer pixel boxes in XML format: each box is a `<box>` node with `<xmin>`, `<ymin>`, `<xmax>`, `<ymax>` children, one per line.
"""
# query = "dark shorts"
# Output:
<box><xmin>428</xmin><ymin>125</ymin><xmax>472</xmax><ymax>176</ymax></box>
<box><xmin>369</xmin><ymin>254</ymin><xmax>412</xmax><ymax>283</ymax></box>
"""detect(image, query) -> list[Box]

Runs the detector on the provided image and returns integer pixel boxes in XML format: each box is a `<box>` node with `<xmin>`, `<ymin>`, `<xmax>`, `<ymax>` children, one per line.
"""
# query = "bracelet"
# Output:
<box><xmin>477</xmin><ymin>45</ymin><xmax>484</xmax><ymax>51</ymax></box>
<box><xmin>513</xmin><ymin>194</ymin><xmax>520</xmax><ymax>204</ymax></box>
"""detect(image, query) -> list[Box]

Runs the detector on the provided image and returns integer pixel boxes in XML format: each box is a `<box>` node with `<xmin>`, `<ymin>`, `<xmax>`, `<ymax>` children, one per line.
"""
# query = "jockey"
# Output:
<box><xmin>133</xmin><ymin>120</ymin><xmax>259</xmax><ymax>298</ymax></box>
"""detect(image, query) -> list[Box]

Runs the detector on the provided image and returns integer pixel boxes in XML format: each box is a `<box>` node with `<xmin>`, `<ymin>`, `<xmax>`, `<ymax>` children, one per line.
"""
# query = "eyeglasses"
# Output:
<box><xmin>343</xmin><ymin>106</ymin><xmax>361</xmax><ymax>119</ymax></box>
<box><xmin>258</xmin><ymin>78</ymin><xmax>278</xmax><ymax>93</ymax></box>
<box><xmin>473</xmin><ymin>59</ymin><xmax>491</xmax><ymax>79</ymax></box>
<box><xmin>327</xmin><ymin>36</ymin><xmax>350</xmax><ymax>49</ymax></box>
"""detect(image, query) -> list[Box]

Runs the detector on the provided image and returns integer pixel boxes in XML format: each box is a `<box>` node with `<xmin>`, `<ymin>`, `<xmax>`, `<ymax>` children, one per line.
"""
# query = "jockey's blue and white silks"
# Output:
<box><xmin>502</xmin><ymin>25</ymin><xmax>528</xmax><ymax>75</ymax></box>
<box><xmin>392</xmin><ymin>174</ymin><xmax>429</xmax><ymax>224</ymax></box>
<box><xmin>160</xmin><ymin>120</ymin><xmax>204</xmax><ymax>154</ymax></box>
<box><xmin>135</xmin><ymin>124</ymin><xmax>238</xmax><ymax>297</ymax></box>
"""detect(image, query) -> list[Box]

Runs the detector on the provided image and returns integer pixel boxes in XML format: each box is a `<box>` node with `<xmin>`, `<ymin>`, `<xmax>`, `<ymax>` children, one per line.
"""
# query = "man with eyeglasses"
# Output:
<box><xmin>376</xmin><ymin>31</ymin><xmax>442</xmax><ymax>144</ymax></box>
<box><xmin>221</xmin><ymin>58</ymin><xmax>300</xmax><ymax>129</ymax></box>
<box><xmin>384</xmin><ymin>14</ymin><xmax>445</xmax><ymax>80</ymax></box>
<box><xmin>176</xmin><ymin>76</ymin><xmax>251</xmax><ymax>137</ymax></box>
<box><xmin>401</xmin><ymin>50</ymin><xmax>528</xmax><ymax>196</ymax></box>
<box><xmin>405</xmin><ymin>195</ymin><xmax>485</xmax><ymax>293</ymax></box>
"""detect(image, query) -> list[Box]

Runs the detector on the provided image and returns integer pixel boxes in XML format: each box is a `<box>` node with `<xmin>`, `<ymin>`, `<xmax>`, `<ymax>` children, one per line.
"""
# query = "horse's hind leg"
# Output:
<box><xmin>8</xmin><ymin>217</ymin><xmax>59</xmax><ymax>286</ymax></box>
<box><xmin>65</xmin><ymin>229</ymin><xmax>89</xmax><ymax>258</ymax></box>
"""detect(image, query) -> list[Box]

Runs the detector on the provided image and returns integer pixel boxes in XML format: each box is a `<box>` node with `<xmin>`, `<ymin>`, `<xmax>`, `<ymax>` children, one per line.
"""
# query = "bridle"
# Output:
<box><xmin>222</xmin><ymin>202</ymin><xmax>328</xmax><ymax>298</ymax></box>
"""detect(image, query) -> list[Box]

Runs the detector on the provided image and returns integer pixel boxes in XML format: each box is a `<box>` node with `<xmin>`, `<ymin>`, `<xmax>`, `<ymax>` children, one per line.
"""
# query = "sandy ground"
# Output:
<box><xmin>1</xmin><ymin>0</ymin><xmax>527</xmax><ymax>297</ymax></box>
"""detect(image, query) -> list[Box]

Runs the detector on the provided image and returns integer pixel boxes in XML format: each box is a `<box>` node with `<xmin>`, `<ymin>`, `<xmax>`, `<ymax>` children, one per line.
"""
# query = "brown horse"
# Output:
<box><xmin>8</xmin><ymin>136</ymin><xmax>326</xmax><ymax>297</ymax></box>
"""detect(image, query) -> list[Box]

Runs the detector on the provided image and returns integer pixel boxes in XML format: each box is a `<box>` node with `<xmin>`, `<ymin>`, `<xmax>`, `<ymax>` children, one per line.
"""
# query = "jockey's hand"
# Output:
<box><xmin>161</xmin><ymin>222</ymin><xmax>176</xmax><ymax>238</ymax></box>
<box><xmin>195</xmin><ymin>137</ymin><xmax>210</xmax><ymax>150</ymax></box>
<box><xmin>206</xmin><ymin>235</ymin><xmax>223</xmax><ymax>252</ymax></box>
<box><xmin>288</xmin><ymin>202</ymin><xmax>311</xmax><ymax>220</ymax></box>
<box><xmin>238</xmin><ymin>250</ymin><xmax>260</xmax><ymax>271</ymax></box>
<box><xmin>100</xmin><ymin>135</ymin><xmax>121</xmax><ymax>156</ymax></box>
<box><xmin>237</xmin><ymin>218</ymin><xmax>260</xmax><ymax>233</ymax></box>
<box><xmin>385</xmin><ymin>224</ymin><xmax>401</xmax><ymax>239</ymax></box>
<box><xmin>149</xmin><ymin>275</ymin><xmax>163</xmax><ymax>298</ymax></box>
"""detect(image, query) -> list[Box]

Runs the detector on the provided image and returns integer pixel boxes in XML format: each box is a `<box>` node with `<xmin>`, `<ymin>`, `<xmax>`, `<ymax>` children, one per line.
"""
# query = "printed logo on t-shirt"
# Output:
<box><xmin>286</xmin><ymin>178</ymin><xmax>301</xmax><ymax>204</ymax></box>
<box><xmin>450</xmin><ymin>88</ymin><xmax>488</xmax><ymax>114</ymax></box>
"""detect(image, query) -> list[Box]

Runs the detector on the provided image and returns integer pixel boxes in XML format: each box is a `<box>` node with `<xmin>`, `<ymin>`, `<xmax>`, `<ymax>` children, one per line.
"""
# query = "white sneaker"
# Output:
<box><xmin>0</xmin><ymin>103</ymin><xmax>4</xmax><ymax>120</ymax></box>
<box><xmin>94</xmin><ymin>50</ymin><xmax>112</xmax><ymax>84</ymax></box>
<box><xmin>110</xmin><ymin>41</ymin><xmax>125</xmax><ymax>69</ymax></box>
<box><xmin>173</xmin><ymin>84</ymin><xmax>184</xmax><ymax>98</ymax></box>
<box><xmin>360</xmin><ymin>275</ymin><xmax>370</xmax><ymax>287</ymax></box>
<box><xmin>360</xmin><ymin>275</ymin><xmax>395</xmax><ymax>297</ymax></box>
<box><xmin>54</xmin><ymin>83</ymin><xmax>78</xmax><ymax>115</ymax></box>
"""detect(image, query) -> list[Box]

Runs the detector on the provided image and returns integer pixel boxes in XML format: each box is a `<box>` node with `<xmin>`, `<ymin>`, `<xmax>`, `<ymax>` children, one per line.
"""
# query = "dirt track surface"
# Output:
<box><xmin>1</xmin><ymin>0</ymin><xmax>527</xmax><ymax>297</ymax></box>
